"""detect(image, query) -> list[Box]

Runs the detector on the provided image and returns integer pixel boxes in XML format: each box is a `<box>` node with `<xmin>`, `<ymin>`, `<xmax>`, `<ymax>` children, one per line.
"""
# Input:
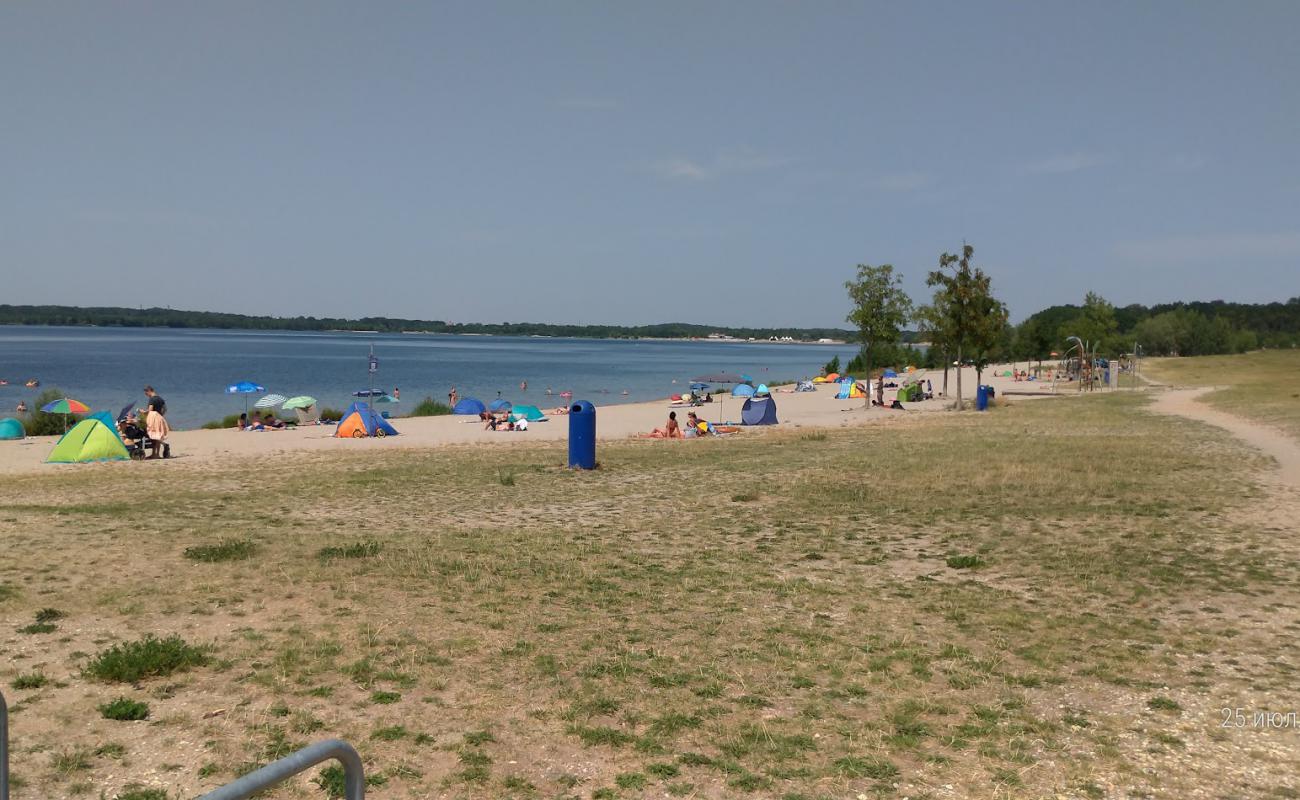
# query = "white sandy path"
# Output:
<box><xmin>0</xmin><ymin>365</ymin><xmax>1055</xmax><ymax>475</ymax></box>
<box><xmin>1151</xmin><ymin>387</ymin><xmax>1300</xmax><ymax>489</ymax></box>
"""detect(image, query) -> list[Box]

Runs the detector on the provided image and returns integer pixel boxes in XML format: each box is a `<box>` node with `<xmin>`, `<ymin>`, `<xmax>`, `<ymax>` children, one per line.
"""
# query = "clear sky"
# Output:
<box><xmin>3</xmin><ymin>2</ymin><xmax>1297</xmax><ymax>327</ymax></box>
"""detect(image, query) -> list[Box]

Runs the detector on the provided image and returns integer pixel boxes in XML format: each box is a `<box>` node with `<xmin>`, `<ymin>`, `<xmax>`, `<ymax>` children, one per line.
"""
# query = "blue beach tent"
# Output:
<box><xmin>0</xmin><ymin>417</ymin><xmax>24</xmax><ymax>440</ymax></box>
<box><xmin>453</xmin><ymin>397</ymin><xmax>487</xmax><ymax>415</ymax></box>
<box><xmin>883</xmin><ymin>369</ymin><xmax>898</xmax><ymax>378</ymax></box>
<box><xmin>488</xmin><ymin>398</ymin><xmax>513</xmax><ymax>413</ymax></box>
<box><xmin>741</xmin><ymin>396</ymin><xmax>778</xmax><ymax>425</ymax></box>
<box><xmin>731</xmin><ymin>384</ymin><xmax>756</xmax><ymax>398</ymax></box>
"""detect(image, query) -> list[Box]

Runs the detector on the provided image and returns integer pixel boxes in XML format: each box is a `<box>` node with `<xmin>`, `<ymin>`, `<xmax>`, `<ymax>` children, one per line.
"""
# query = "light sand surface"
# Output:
<box><xmin>1151</xmin><ymin>387</ymin><xmax>1300</xmax><ymax>489</ymax></box>
<box><xmin>0</xmin><ymin>365</ymin><xmax>1066</xmax><ymax>474</ymax></box>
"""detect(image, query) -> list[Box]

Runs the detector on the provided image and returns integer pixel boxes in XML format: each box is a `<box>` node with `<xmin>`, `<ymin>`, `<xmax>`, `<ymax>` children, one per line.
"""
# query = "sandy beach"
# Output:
<box><xmin>0</xmin><ymin>365</ymin><xmax>1063</xmax><ymax>474</ymax></box>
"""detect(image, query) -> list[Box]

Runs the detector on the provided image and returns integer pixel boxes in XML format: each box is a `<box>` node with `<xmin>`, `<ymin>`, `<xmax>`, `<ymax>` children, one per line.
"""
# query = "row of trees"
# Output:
<box><xmin>843</xmin><ymin>247</ymin><xmax>1298</xmax><ymax>408</ymax></box>
<box><xmin>0</xmin><ymin>305</ymin><xmax>854</xmax><ymax>343</ymax></box>
<box><xmin>844</xmin><ymin>244</ymin><xmax>1007</xmax><ymax>410</ymax></box>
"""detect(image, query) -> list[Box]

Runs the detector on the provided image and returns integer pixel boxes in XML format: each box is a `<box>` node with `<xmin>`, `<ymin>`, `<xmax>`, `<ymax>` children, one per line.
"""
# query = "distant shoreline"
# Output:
<box><xmin>0</xmin><ymin>305</ymin><xmax>861</xmax><ymax>344</ymax></box>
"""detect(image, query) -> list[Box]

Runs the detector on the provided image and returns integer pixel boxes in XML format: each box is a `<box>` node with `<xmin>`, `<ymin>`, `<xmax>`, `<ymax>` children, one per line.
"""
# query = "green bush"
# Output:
<box><xmin>21</xmin><ymin>388</ymin><xmax>82</xmax><ymax>436</ymax></box>
<box><xmin>409</xmin><ymin>397</ymin><xmax>452</xmax><ymax>417</ymax></box>
<box><xmin>319</xmin><ymin>407</ymin><xmax>344</xmax><ymax>423</ymax></box>
<box><xmin>100</xmin><ymin>697</ymin><xmax>151</xmax><ymax>721</ymax></box>
<box><xmin>185</xmin><ymin>539</ymin><xmax>257</xmax><ymax>562</ymax></box>
<box><xmin>12</xmin><ymin>672</ymin><xmax>49</xmax><ymax>689</ymax></box>
<box><xmin>85</xmin><ymin>635</ymin><xmax>210</xmax><ymax>683</ymax></box>
<box><xmin>946</xmin><ymin>554</ymin><xmax>984</xmax><ymax>569</ymax></box>
<box><xmin>202</xmin><ymin>414</ymin><xmax>243</xmax><ymax>430</ymax></box>
<box><xmin>318</xmin><ymin>541</ymin><xmax>382</xmax><ymax>561</ymax></box>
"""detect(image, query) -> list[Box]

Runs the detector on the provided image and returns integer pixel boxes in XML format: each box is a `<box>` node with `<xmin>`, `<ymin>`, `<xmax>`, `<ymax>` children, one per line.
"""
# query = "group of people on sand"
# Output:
<box><xmin>118</xmin><ymin>385</ymin><xmax>170</xmax><ymax>459</ymax></box>
<box><xmin>479</xmin><ymin>410</ymin><xmax>528</xmax><ymax>432</ymax></box>
<box><xmin>236</xmin><ymin>410</ymin><xmax>287</xmax><ymax>431</ymax></box>
<box><xmin>640</xmin><ymin>410</ymin><xmax>711</xmax><ymax>439</ymax></box>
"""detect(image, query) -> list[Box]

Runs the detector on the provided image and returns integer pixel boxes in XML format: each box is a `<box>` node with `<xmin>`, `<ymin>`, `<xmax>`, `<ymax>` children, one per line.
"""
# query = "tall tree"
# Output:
<box><xmin>844</xmin><ymin>264</ymin><xmax>913</xmax><ymax>404</ymax></box>
<box><xmin>924</xmin><ymin>244</ymin><xmax>1006</xmax><ymax>410</ymax></box>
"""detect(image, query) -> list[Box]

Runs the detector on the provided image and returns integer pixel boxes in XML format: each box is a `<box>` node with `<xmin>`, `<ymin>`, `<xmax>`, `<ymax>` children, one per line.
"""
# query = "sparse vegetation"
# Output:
<box><xmin>0</xmin><ymin>363</ymin><xmax>1294</xmax><ymax>798</ymax></box>
<box><xmin>85</xmin><ymin>635</ymin><xmax>209</xmax><ymax>683</ymax></box>
<box><xmin>100</xmin><ymin>697</ymin><xmax>151</xmax><ymax>721</ymax></box>
<box><xmin>12</xmin><ymin>672</ymin><xmax>49</xmax><ymax>690</ymax></box>
<box><xmin>184</xmin><ymin>538</ymin><xmax>256</xmax><ymax>562</ymax></box>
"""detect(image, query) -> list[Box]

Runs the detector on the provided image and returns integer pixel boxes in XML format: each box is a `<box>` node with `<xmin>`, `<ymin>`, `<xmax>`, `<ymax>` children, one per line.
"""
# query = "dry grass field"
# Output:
<box><xmin>2</xmin><ymin>388</ymin><xmax>1299</xmax><ymax>799</ymax></box>
<box><xmin>1145</xmin><ymin>349</ymin><xmax>1300</xmax><ymax>440</ymax></box>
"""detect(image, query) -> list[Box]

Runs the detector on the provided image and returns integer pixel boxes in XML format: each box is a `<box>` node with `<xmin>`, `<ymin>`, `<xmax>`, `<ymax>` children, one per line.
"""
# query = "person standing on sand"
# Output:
<box><xmin>143</xmin><ymin>385</ymin><xmax>169</xmax><ymax>459</ymax></box>
<box><xmin>449</xmin><ymin>387</ymin><xmax>458</xmax><ymax>407</ymax></box>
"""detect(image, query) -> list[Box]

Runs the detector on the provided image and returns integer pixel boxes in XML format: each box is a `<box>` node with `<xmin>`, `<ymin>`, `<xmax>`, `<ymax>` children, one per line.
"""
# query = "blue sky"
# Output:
<box><xmin>3</xmin><ymin>2</ymin><xmax>1297</xmax><ymax>327</ymax></box>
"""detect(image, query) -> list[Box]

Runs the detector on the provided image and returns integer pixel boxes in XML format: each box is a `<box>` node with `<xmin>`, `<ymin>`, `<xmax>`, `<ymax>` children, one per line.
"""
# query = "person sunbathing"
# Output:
<box><xmin>262</xmin><ymin>412</ymin><xmax>286</xmax><ymax>429</ymax></box>
<box><xmin>640</xmin><ymin>411</ymin><xmax>682</xmax><ymax>439</ymax></box>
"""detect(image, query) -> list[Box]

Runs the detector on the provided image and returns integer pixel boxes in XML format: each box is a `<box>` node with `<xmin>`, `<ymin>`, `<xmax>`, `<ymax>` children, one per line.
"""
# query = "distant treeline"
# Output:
<box><xmin>1011</xmin><ymin>297</ymin><xmax>1300</xmax><ymax>359</ymax></box>
<box><xmin>0</xmin><ymin>305</ymin><xmax>853</xmax><ymax>343</ymax></box>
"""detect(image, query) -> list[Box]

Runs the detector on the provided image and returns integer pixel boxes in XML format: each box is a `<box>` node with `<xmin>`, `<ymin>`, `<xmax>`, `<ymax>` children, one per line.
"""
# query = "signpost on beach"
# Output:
<box><xmin>368</xmin><ymin>346</ymin><xmax>378</xmax><ymax>413</ymax></box>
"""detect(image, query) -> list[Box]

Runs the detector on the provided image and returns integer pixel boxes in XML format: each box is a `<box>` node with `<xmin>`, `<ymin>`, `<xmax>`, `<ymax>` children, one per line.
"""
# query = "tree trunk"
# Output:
<box><xmin>954</xmin><ymin>346</ymin><xmax>964</xmax><ymax>411</ymax></box>
<box><xmin>942</xmin><ymin>359</ymin><xmax>950</xmax><ymax>397</ymax></box>
<box><xmin>863</xmin><ymin>351</ymin><xmax>872</xmax><ymax>408</ymax></box>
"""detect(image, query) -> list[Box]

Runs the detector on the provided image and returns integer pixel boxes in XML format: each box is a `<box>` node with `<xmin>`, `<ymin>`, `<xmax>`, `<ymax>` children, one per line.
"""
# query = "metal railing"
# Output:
<box><xmin>198</xmin><ymin>739</ymin><xmax>364</xmax><ymax>800</ymax></box>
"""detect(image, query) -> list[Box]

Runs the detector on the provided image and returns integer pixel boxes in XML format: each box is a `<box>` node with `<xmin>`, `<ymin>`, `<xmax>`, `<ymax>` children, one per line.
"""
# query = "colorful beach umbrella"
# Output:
<box><xmin>282</xmin><ymin>396</ymin><xmax>317</xmax><ymax>410</ymax></box>
<box><xmin>254</xmin><ymin>393</ymin><xmax>287</xmax><ymax>409</ymax></box>
<box><xmin>40</xmin><ymin>398</ymin><xmax>91</xmax><ymax>415</ymax></box>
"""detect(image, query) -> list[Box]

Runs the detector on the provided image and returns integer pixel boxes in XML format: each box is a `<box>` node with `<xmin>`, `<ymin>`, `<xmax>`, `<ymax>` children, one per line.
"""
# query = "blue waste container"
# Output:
<box><xmin>975</xmin><ymin>385</ymin><xmax>990</xmax><ymax>411</ymax></box>
<box><xmin>568</xmin><ymin>400</ymin><xmax>596</xmax><ymax>469</ymax></box>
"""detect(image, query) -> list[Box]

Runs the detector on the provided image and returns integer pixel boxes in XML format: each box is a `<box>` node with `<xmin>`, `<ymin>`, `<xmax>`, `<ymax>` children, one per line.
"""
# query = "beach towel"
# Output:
<box><xmin>146</xmin><ymin>409</ymin><xmax>170</xmax><ymax>441</ymax></box>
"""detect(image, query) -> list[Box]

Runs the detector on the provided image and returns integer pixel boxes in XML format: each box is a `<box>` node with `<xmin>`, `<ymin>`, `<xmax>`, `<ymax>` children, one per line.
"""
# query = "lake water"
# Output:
<box><xmin>0</xmin><ymin>327</ymin><xmax>856</xmax><ymax>428</ymax></box>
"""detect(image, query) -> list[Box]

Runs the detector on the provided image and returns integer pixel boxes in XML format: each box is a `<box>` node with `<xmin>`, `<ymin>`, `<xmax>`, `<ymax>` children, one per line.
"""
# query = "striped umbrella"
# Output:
<box><xmin>254</xmin><ymin>393</ymin><xmax>287</xmax><ymax>409</ymax></box>
<box><xmin>41</xmin><ymin>398</ymin><xmax>91</xmax><ymax>415</ymax></box>
<box><xmin>41</xmin><ymin>397</ymin><xmax>90</xmax><ymax>433</ymax></box>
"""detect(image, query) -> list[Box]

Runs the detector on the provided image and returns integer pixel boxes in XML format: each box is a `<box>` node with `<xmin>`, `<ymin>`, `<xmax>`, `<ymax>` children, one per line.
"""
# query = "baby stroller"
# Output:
<box><xmin>117</xmin><ymin>403</ymin><xmax>170</xmax><ymax>459</ymax></box>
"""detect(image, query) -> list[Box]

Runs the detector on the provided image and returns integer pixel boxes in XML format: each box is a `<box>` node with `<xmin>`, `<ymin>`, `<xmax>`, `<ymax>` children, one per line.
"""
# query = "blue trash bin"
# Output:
<box><xmin>975</xmin><ymin>385</ymin><xmax>989</xmax><ymax>411</ymax></box>
<box><xmin>568</xmin><ymin>400</ymin><xmax>596</xmax><ymax>469</ymax></box>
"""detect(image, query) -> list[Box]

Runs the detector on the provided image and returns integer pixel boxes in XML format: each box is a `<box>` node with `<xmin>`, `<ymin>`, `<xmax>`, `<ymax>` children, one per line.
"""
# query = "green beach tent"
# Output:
<box><xmin>47</xmin><ymin>413</ymin><xmax>129</xmax><ymax>463</ymax></box>
<box><xmin>509</xmin><ymin>405</ymin><xmax>547</xmax><ymax>422</ymax></box>
<box><xmin>0</xmin><ymin>417</ymin><xmax>24</xmax><ymax>440</ymax></box>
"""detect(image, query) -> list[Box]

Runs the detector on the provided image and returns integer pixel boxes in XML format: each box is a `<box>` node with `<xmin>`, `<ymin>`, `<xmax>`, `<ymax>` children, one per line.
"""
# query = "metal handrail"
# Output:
<box><xmin>1</xmin><ymin>689</ymin><xmax>9</xmax><ymax>800</ymax></box>
<box><xmin>198</xmin><ymin>738</ymin><xmax>364</xmax><ymax>800</ymax></box>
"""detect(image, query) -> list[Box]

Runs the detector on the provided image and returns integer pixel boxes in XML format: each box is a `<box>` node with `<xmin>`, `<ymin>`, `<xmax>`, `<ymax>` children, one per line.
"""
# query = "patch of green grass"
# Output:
<box><xmin>113</xmin><ymin>787</ymin><xmax>170</xmax><ymax>800</ymax></box>
<box><xmin>616</xmin><ymin>772</ymin><xmax>648</xmax><ymax>789</ymax></box>
<box><xmin>946</xmin><ymin>554</ymin><xmax>984</xmax><ymax>569</ymax></box>
<box><xmin>371</xmin><ymin>725</ymin><xmax>408</xmax><ymax>741</ymax></box>
<box><xmin>17</xmin><ymin>622</ymin><xmax>57</xmax><ymax>634</ymax></box>
<box><xmin>463</xmin><ymin>729</ymin><xmax>496</xmax><ymax>745</ymax></box>
<box><xmin>832</xmin><ymin>755</ymin><xmax>899</xmax><ymax>780</ymax></box>
<box><xmin>369</xmin><ymin>690</ymin><xmax>401</xmax><ymax>704</ymax></box>
<box><xmin>184</xmin><ymin>539</ymin><xmax>257</xmax><ymax>563</ymax></box>
<box><xmin>100</xmin><ymin>697</ymin><xmax>151</xmax><ymax>721</ymax></box>
<box><xmin>1147</xmin><ymin>696</ymin><xmax>1182</xmax><ymax>713</ymax></box>
<box><xmin>36</xmin><ymin>607</ymin><xmax>66</xmax><ymax>622</ymax></box>
<box><xmin>567</xmin><ymin>724</ymin><xmax>634</xmax><ymax>748</ymax></box>
<box><xmin>731</xmin><ymin>491</ymin><xmax>760</xmax><ymax>502</ymax></box>
<box><xmin>318</xmin><ymin>541</ymin><xmax>382</xmax><ymax>561</ymax></box>
<box><xmin>646</xmin><ymin>762</ymin><xmax>681</xmax><ymax>779</ymax></box>
<box><xmin>314</xmin><ymin>764</ymin><xmax>388</xmax><ymax>798</ymax></box>
<box><xmin>96</xmin><ymin>742</ymin><xmax>128</xmax><ymax>759</ymax></box>
<box><xmin>52</xmin><ymin>746</ymin><xmax>94</xmax><ymax>776</ymax></box>
<box><xmin>85</xmin><ymin>635</ymin><xmax>209</xmax><ymax>683</ymax></box>
<box><xmin>12</xmin><ymin>672</ymin><xmax>48</xmax><ymax>690</ymax></box>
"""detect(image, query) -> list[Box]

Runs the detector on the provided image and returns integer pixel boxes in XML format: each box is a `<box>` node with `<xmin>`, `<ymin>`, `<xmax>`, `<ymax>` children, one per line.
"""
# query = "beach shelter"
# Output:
<box><xmin>812</xmin><ymin>376</ymin><xmax>827</xmax><ymax>384</ymax></box>
<box><xmin>731</xmin><ymin>383</ymin><xmax>756</xmax><ymax>398</ymax></box>
<box><xmin>488</xmin><ymin>398</ymin><xmax>513</xmax><ymax>413</ymax></box>
<box><xmin>755</xmin><ymin>383</ymin><xmax>770</xmax><ymax>395</ymax></box>
<box><xmin>0</xmin><ymin>417</ymin><xmax>25</xmax><ymax>440</ymax></box>
<box><xmin>741</xmin><ymin>396</ymin><xmax>778</xmax><ymax>425</ymax></box>
<box><xmin>835</xmin><ymin>380</ymin><xmax>865</xmax><ymax>400</ymax></box>
<box><xmin>883</xmin><ymin>369</ymin><xmax>898</xmax><ymax>378</ymax></box>
<box><xmin>334</xmin><ymin>402</ymin><xmax>398</xmax><ymax>438</ymax></box>
<box><xmin>509</xmin><ymin>404</ymin><xmax>547</xmax><ymax>422</ymax></box>
<box><xmin>825</xmin><ymin>372</ymin><xmax>840</xmax><ymax>382</ymax></box>
<box><xmin>453</xmin><ymin>397</ymin><xmax>487</xmax><ymax>415</ymax></box>
<box><xmin>47</xmin><ymin>412</ymin><xmax>129</xmax><ymax>463</ymax></box>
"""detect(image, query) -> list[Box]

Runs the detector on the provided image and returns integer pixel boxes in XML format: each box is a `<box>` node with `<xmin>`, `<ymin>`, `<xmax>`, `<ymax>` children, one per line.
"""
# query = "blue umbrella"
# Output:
<box><xmin>227</xmin><ymin>380</ymin><xmax>266</xmax><ymax>413</ymax></box>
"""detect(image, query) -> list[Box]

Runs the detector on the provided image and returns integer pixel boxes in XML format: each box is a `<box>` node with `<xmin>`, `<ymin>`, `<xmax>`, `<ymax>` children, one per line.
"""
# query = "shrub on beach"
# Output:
<box><xmin>319</xmin><ymin>407</ymin><xmax>344</xmax><ymax>423</ymax></box>
<box><xmin>85</xmin><ymin>635</ymin><xmax>209</xmax><ymax>683</ymax></box>
<box><xmin>22</xmin><ymin>388</ymin><xmax>81</xmax><ymax>436</ymax></box>
<box><xmin>410</xmin><ymin>397</ymin><xmax>452</xmax><ymax>417</ymax></box>
<box><xmin>202</xmin><ymin>414</ymin><xmax>243</xmax><ymax>430</ymax></box>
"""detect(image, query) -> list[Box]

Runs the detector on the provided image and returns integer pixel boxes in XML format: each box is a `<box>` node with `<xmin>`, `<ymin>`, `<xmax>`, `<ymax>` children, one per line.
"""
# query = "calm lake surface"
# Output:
<box><xmin>0</xmin><ymin>327</ymin><xmax>856</xmax><ymax>428</ymax></box>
